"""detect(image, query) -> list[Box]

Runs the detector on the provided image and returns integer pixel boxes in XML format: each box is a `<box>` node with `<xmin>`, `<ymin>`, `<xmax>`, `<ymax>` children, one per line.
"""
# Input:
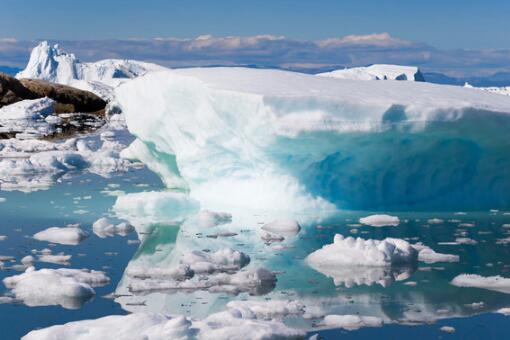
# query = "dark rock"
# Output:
<box><xmin>0</xmin><ymin>72</ymin><xmax>106</xmax><ymax>114</ymax></box>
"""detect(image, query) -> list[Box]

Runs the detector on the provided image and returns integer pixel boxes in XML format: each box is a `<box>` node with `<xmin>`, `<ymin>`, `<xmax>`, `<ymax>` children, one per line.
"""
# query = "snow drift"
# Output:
<box><xmin>116</xmin><ymin>67</ymin><xmax>510</xmax><ymax>211</ymax></box>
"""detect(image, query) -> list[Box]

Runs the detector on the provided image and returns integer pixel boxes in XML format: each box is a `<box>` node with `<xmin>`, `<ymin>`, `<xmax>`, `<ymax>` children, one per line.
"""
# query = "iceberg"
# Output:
<box><xmin>317</xmin><ymin>64</ymin><xmax>425</xmax><ymax>81</ymax></box>
<box><xmin>116</xmin><ymin>67</ymin><xmax>510</xmax><ymax>211</ymax></box>
<box><xmin>16</xmin><ymin>41</ymin><xmax>166</xmax><ymax>100</ymax></box>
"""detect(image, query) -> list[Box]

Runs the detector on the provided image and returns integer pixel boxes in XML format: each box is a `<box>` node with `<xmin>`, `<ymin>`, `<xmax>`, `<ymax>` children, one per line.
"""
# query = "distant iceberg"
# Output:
<box><xmin>116</xmin><ymin>67</ymin><xmax>510</xmax><ymax>211</ymax></box>
<box><xmin>317</xmin><ymin>64</ymin><xmax>425</xmax><ymax>81</ymax></box>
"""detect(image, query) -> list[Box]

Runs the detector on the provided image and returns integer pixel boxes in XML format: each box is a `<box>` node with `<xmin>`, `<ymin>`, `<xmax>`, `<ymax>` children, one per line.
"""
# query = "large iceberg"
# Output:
<box><xmin>16</xmin><ymin>41</ymin><xmax>166</xmax><ymax>100</ymax></box>
<box><xmin>116</xmin><ymin>67</ymin><xmax>510</xmax><ymax>211</ymax></box>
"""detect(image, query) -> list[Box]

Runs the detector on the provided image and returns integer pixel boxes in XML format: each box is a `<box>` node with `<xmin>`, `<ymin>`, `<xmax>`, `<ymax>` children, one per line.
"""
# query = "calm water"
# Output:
<box><xmin>1</xmin><ymin>167</ymin><xmax>510</xmax><ymax>339</ymax></box>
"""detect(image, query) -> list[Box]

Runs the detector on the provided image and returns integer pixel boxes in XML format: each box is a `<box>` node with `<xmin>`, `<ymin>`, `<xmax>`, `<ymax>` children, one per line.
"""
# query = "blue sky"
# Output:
<box><xmin>1</xmin><ymin>0</ymin><xmax>509</xmax><ymax>49</ymax></box>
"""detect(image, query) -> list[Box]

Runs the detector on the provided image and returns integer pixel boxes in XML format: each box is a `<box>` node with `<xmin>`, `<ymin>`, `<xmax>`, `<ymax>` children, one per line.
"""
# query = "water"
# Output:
<box><xmin>1</xmin><ymin>166</ymin><xmax>510</xmax><ymax>339</ymax></box>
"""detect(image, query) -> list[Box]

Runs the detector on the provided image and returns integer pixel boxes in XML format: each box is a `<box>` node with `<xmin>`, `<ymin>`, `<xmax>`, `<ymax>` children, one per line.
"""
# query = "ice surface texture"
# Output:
<box><xmin>117</xmin><ymin>68</ymin><xmax>510</xmax><ymax>211</ymax></box>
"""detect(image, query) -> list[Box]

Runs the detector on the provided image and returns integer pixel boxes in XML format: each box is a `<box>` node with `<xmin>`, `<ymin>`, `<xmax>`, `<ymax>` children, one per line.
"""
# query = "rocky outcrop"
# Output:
<box><xmin>0</xmin><ymin>72</ymin><xmax>106</xmax><ymax>114</ymax></box>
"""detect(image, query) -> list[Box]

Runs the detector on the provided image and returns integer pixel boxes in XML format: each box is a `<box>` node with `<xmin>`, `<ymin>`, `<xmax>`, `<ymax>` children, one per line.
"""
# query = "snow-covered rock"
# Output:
<box><xmin>3</xmin><ymin>267</ymin><xmax>109</xmax><ymax>309</ymax></box>
<box><xmin>317</xmin><ymin>64</ymin><xmax>425</xmax><ymax>81</ymax></box>
<box><xmin>33</xmin><ymin>226</ymin><xmax>89</xmax><ymax>245</ymax></box>
<box><xmin>16</xmin><ymin>41</ymin><xmax>166</xmax><ymax>101</ymax></box>
<box><xmin>116</xmin><ymin>67</ymin><xmax>510</xmax><ymax>211</ymax></box>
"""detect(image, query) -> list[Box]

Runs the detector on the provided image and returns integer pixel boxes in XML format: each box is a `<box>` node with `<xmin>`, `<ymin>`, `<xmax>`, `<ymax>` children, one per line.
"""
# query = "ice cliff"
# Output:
<box><xmin>116</xmin><ymin>67</ymin><xmax>510</xmax><ymax>211</ymax></box>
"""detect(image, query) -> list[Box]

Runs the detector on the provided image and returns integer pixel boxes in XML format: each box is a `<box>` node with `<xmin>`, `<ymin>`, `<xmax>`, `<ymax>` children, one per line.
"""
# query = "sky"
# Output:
<box><xmin>1</xmin><ymin>0</ymin><xmax>510</xmax><ymax>49</ymax></box>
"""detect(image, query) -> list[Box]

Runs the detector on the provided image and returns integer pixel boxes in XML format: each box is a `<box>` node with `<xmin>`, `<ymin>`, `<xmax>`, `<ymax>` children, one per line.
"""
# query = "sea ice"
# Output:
<box><xmin>359</xmin><ymin>214</ymin><xmax>400</xmax><ymax>227</ymax></box>
<box><xmin>261</xmin><ymin>219</ymin><xmax>301</xmax><ymax>236</ymax></box>
<box><xmin>33</xmin><ymin>226</ymin><xmax>89</xmax><ymax>245</ymax></box>
<box><xmin>3</xmin><ymin>267</ymin><xmax>109</xmax><ymax>309</ymax></box>
<box><xmin>322</xmin><ymin>314</ymin><xmax>384</xmax><ymax>330</ymax></box>
<box><xmin>451</xmin><ymin>274</ymin><xmax>510</xmax><ymax>294</ymax></box>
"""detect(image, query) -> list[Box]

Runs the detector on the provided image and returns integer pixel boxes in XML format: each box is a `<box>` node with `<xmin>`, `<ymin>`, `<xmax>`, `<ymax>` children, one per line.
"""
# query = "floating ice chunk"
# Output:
<box><xmin>427</xmin><ymin>218</ymin><xmax>444</xmax><ymax>224</ymax></box>
<box><xmin>22</xmin><ymin>313</ymin><xmax>196</xmax><ymax>340</ymax></box>
<box><xmin>322</xmin><ymin>314</ymin><xmax>383</xmax><ymax>330</ymax></box>
<box><xmin>454</xmin><ymin>237</ymin><xmax>478</xmax><ymax>245</ymax></box>
<box><xmin>225</xmin><ymin>300</ymin><xmax>305</xmax><ymax>319</ymax></box>
<box><xmin>261</xmin><ymin>219</ymin><xmax>301</xmax><ymax>236</ymax></box>
<box><xmin>38</xmin><ymin>253</ymin><xmax>72</xmax><ymax>265</ymax></box>
<box><xmin>33</xmin><ymin>226</ymin><xmax>89</xmax><ymax>245</ymax></box>
<box><xmin>114</xmin><ymin>191</ymin><xmax>199</xmax><ymax>224</ymax></box>
<box><xmin>196</xmin><ymin>210</ymin><xmax>232</xmax><ymax>228</ymax></box>
<box><xmin>359</xmin><ymin>214</ymin><xmax>400</xmax><ymax>227</ymax></box>
<box><xmin>306</xmin><ymin>234</ymin><xmax>418</xmax><ymax>267</ymax></box>
<box><xmin>440</xmin><ymin>326</ymin><xmax>456</xmax><ymax>333</ymax></box>
<box><xmin>3</xmin><ymin>267</ymin><xmax>109</xmax><ymax>309</ymax></box>
<box><xmin>451</xmin><ymin>274</ymin><xmax>510</xmax><ymax>294</ymax></box>
<box><xmin>497</xmin><ymin>307</ymin><xmax>510</xmax><ymax>315</ymax></box>
<box><xmin>22</xmin><ymin>310</ymin><xmax>304</xmax><ymax>340</ymax></box>
<box><xmin>92</xmin><ymin>217</ymin><xmax>134</xmax><ymax>238</ymax></box>
<box><xmin>196</xmin><ymin>308</ymin><xmax>305</xmax><ymax>340</ymax></box>
<box><xmin>21</xmin><ymin>255</ymin><xmax>34</xmax><ymax>266</ymax></box>
<box><xmin>261</xmin><ymin>232</ymin><xmax>285</xmax><ymax>244</ymax></box>
<box><xmin>415</xmin><ymin>247</ymin><xmax>459</xmax><ymax>264</ymax></box>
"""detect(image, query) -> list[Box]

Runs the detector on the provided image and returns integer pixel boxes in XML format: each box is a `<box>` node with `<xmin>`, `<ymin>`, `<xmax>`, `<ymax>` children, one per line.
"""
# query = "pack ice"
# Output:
<box><xmin>117</xmin><ymin>67</ymin><xmax>510</xmax><ymax>211</ymax></box>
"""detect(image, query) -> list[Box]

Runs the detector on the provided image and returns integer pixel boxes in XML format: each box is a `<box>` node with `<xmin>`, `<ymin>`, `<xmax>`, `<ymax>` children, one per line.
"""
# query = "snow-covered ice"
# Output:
<box><xmin>3</xmin><ymin>267</ymin><xmax>109</xmax><ymax>309</ymax></box>
<box><xmin>451</xmin><ymin>274</ymin><xmax>510</xmax><ymax>294</ymax></box>
<box><xmin>322</xmin><ymin>314</ymin><xmax>383</xmax><ymax>330</ymax></box>
<box><xmin>359</xmin><ymin>214</ymin><xmax>400</xmax><ymax>227</ymax></box>
<box><xmin>261</xmin><ymin>219</ymin><xmax>301</xmax><ymax>236</ymax></box>
<box><xmin>33</xmin><ymin>226</ymin><xmax>89</xmax><ymax>245</ymax></box>
<box><xmin>317</xmin><ymin>64</ymin><xmax>424</xmax><ymax>81</ymax></box>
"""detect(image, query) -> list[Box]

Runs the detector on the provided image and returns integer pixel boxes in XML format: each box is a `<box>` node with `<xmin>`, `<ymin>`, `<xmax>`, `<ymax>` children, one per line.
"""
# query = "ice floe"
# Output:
<box><xmin>261</xmin><ymin>219</ymin><xmax>301</xmax><ymax>236</ymax></box>
<box><xmin>196</xmin><ymin>210</ymin><xmax>232</xmax><ymax>228</ymax></box>
<box><xmin>322</xmin><ymin>314</ymin><xmax>384</xmax><ymax>330</ymax></box>
<box><xmin>359</xmin><ymin>214</ymin><xmax>400</xmax><ymax>227</ymax></box>
<box><xmin>3</xmin><ymin>267</ymin><xmax>109</xmax><ymax>309</ymax></box>
<box><xmin>451</xmin><ymin>274</ymin><xmax>510</xmax><ymax>294</ymax></box>
<box><xmin>33</xmin><ymin>226</ymin><xmax>89</xmax><ymax>245</ymax></box>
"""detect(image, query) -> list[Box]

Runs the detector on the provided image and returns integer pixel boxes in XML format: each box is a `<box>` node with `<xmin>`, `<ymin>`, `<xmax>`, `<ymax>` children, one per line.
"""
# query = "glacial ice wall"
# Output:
<box><xmin>116</xmin><ymin>68</ymin><xmax>510</xmax><ymax>211</ymax></box>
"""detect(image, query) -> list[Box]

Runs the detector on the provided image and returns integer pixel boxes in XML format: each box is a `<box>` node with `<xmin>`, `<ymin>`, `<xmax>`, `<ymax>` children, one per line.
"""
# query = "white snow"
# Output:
<box><xmin>322</xmin><ymin>314</ymin><xmax>383</xmax><ymax>330</ymax></box>
<box><xmin>0</xmin><ymin>98</ymin><xmax>57</xmax><ymax>139</ymax></box>
<box><xmin>359</xmin><ymin>214</ymin><xmax>400</xmax><ymax>227</ymax></box>
<box><xmin>116</xmin><ymin>67</ymin><xmax>510</xmax><ymax>211</ymax></box>
<box><xmin>33</xmin><ymin>226</ymin><xmax>88</xmax><ymax>245</ymax></box>
<box><xmin>451</xmin><ymin>274</ymin><xmax>510</xmax><ymax>294</ymax></box>
<box><xmin>3</xmin><ymin>266</ymin><xmax>109</xmax><ymax>309</ymax></box>
<box><xmin>92</xmin><ymin>217</ymin><xmax>134</xmax><ymax>238</ymax></box>
<box><xmin>317</xmin><ymin>64</ymin><xmax>423</xmax><ymax>81</ymax></box>
<box><xmin>261</xmin><ymin>219</ymin><xmax>301</xmax><ymax>236</ymax></box>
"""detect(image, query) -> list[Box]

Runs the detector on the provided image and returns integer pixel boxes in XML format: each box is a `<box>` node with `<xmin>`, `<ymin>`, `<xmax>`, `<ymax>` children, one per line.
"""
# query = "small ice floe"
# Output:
<box><xmin>3</xmin><ymin>266</ymin><xmax>109</xmax><ymax>309</ymax></box>
<box><xmin>22</xmin><ymin>309</ymin><xmax>305</xmax><ymax>340</ymax></box>
<box><xmin>33</xmin><ymin>226</ymin><xmax>89</xmax><ymax>245</ymax></box>
<box><xmin>196</xmin><ymin>210</ymin><xmax>232</xmax><ymax>228</ymax></box>
<box><xmin>496</xmin><ymin>307</ymin><xmax>510</xmax><ymax>315</ymax></box>
<box><xmin>451</xmin><ymin>274</ymin><xmax>510</xmax><ymax>294</ymax></box>
<box><xmin>359</xmin><ymin>214</ymin><xmax>399</xmax><ymax>227</ymax></box>
<box><xmin>403</xmin><ymin>281</ymin><xmax>417</xmax><ymax>286</ymax></box>
<box><xmin>0</xmin><ymin>235</ymin><xmax>6</xmax><ymax>241</ymax></box>
<box><xmin>322</xmin><ymin>314</ymin><xmax>383</xmax><ymax>331</ymax></box>
<box><xmin>225</xmin><ymin>300</ymin><xmax>305</xmax><ymax>319</ymax></box>
<box><xmin>38</xmin><ymin>252</ymin><xmax>72</xmax><ymax>265</ymax></box>
<box><xmin>261</xmin><ymin>232</ymin><xmax>285</xmax><ymax>244</ymax></box>
<box><xmin>414</xmin><ymin>244</ymin><xmax>459</xmax><ymax>264</ymax></box>
<box><xmin>21</xmin><ymin>255</ymin><xmax>34</xmax><ymax>266</ymax></box>
<box><xmin>466</xmin><ymin>302</ymin><xmax>485</xmax><ymax>309</ymax></box>
<box><xmin>458</xmin><ymin>223</ymin><xmax>475</xmax><ymax>228</ymax></box>
<box><xmin>261</xmin><ymin>219</ymin><xmax>301</xmax><ymax>236</ymax></box>
<box><xmin>454</xmin><ymin>237</ymin><xmax>478</xmax><ymax>245</ymax></box>
<box><xmin>427</xmin><ymin>218</ymin><xmax>444</xmax><ymax>224</ymax></box>
<box><xmin>0</xmin><ymin>198</ymin><xmax>6</xmax><ymax>203</ymax></box>
<box><xmin>92</xmin><ymin>217</ymin><xmax>134</xmax><ymax>238</ymax></box>
<box><xmin>306</xmin><ymin>235</ymin><xmax>459</xmax><ymax>287</ymax></box>
<box><xmin>440</xmin><ymin>326</ymin><xmax>456</xmax><ymax>333</ymax></box>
